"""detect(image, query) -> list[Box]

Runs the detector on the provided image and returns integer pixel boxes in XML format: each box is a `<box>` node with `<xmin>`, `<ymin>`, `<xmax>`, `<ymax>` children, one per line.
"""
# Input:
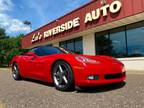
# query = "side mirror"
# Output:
<box><xmin>26</xmin><ymin>52</ymin><xmax>37</xmax><ymax>57</ymax></box>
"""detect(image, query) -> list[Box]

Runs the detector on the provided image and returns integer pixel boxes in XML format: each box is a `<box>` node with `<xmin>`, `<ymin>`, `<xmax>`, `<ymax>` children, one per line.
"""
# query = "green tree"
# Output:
<box><xmin>3</xmin><ymin>34</ymin><xmax>25</xmax><ymax>66</ymax></box>
<box><xmin>0</xmin><ymin>27</ymin><xmax>26</xmax><ymax>67</ymax></box>
<box><xmin>0</xmin><ymin>28</ymin><xmax>8</xmax><ymax>66</ymax></box>
<box><xmin>0</xmin><ymin>28</ymin><xmax>6</xmax><ymax>39</ymax></box>
<box><xmin>0</xmin><ymin>28</ymin><xmax>9</xmax><ymax>39</ymax></box>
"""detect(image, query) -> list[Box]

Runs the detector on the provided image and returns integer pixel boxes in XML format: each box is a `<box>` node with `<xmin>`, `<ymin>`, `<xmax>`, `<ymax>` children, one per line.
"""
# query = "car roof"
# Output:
<box><xmin>31</xmin><ymin>46</ymin><xmax>60</xmax><ymax>50</ymax></box>
<box><xmin>32</xmin><ymin>46</ymin><xmax>52</xmax><ymax>49</ymax></box>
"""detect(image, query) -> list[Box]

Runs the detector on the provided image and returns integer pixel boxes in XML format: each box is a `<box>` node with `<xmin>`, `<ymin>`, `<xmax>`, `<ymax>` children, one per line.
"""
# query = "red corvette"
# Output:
<box><xmin>11</xmin><ymin>46</ymin><xmax>126</xmax><ymax>91</ymax></box>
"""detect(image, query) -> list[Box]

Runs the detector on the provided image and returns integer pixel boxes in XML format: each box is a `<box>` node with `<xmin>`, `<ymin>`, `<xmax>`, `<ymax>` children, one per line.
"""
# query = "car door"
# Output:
<box><xmin>29</xmin><ymin>57</ymin><xmax>46</xmax><ymax>80</ymax></box>
<box><xmin>19</xmin><ymin>54</ymin><xmax>35</xmax><ymax>77</ymax></box>
<box><xmin>27</xmin><ymin>47</ymin><xmax>46</xmax><ymax>80</ymax></box>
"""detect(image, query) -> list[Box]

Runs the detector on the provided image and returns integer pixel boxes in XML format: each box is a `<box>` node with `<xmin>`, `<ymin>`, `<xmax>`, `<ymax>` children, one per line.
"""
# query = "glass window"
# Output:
<box><xmin>110</xmin><ymin>27</ymin><xmax>127</xmax><ymax>57</ymax></box>
<box><xmin>59</xmin><ymin>37</ymin><xmax>83</xmax><ymax>54</ymax></box>
<box><xmin>40</xmin><ymin>46</ymin><xmax>64</xmax><ymax>56</ymax></box>
<box><xmin>67</xmin><ymin>40</ymin><xmax>74</xmax><ymax>52</ymax></box>
<box><xmin>127</xmin><ymin>21</ymin><xmax>144</xmax><ymax>57</ymax></box>
<box><xmin>75</xmin><ymin>37</ymin><xmax>83</xmax><ymax>54</ymax></box>
<box><xmin>96</xmin><ymin>31</ymin><xmax>112</xmax><ymax>56</ymax></box>
<box><xmin>59</xmin><ymin>41</ymin><xmax>67</xmax><ymax>49</ymax></box>
<box><xmin>29</xmin><ymin>48</ymin><xmax>37</xmax><ymax>53</ymax></box>
<box><xmin>96</xmin><ymin>27</ymin><xmax>127</xmax><ymax>58</ymax></box>
<box><xmin>29</xmin><ymin>47</ymin><xmax>43</xmax><ymax>56</ymax></box>
<box><xmin>95</xmin><ymin>21</ymin><xmax>144</xmax><ymax>58</ymax></box>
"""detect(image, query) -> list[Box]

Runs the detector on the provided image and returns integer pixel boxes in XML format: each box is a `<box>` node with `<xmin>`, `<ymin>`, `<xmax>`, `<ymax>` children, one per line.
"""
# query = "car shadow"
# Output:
<box><xmin>23</xmin><ymin>78</ymin><xmax>54</xmax><ymax>87</ymax></box>
<box><xmin>21</xmin><ymin>78</ymin><xmax>126</xmax><ymax>93</ymax></box>
<box><xmin>75</xmin><ymin>82</ymin><xmax>126</xmax><ymax>93</ymax></box>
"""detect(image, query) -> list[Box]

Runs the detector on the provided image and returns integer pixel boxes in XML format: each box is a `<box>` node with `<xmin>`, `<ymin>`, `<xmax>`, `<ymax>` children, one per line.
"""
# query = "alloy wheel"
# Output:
<box><xmin>53</xmin><ymin>64</ymin><xmax>69</xmax><ymax>88</ymax></box>
<box><xmin>12</xmin><ymin>65</ymin><xmax>18</xmax><ymax>79</ymax></box>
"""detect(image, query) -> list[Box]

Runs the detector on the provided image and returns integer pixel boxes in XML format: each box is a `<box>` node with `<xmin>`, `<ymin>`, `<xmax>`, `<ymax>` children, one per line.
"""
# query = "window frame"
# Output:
<box><xmin>59</xmin><ymin>37</ymin><xmax>83</xmax><ymax>54</ymax></box>
<box><xmin>95</xmin><ymin>21</ymin><xmax>144</xmax><ymax>58</ymax></box>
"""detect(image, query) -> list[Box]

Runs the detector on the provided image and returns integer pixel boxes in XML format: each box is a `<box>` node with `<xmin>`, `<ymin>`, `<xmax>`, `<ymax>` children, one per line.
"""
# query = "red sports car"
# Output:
<box><xmin>11</xmin><ymin>46</ymin><xmax>126</xmax><ymax>91</ymax></box>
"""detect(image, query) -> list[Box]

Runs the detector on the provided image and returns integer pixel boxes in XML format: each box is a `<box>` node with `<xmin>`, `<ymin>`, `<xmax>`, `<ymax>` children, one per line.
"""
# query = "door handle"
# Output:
<box><xmin>31</xmin><ymin>57</ymin><xmax>35</xmax><ymax>60</ymax></box>
<box><xmin>28</xmin><ymin>57</ymin><xmax>35</xmax><ymax>62</ymax></box>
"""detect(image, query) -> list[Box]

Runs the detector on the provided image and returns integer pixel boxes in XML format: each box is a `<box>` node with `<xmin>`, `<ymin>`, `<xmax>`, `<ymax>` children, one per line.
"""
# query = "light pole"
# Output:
<box><xmin>23</xmin><ymin>21</ymin><xmax>32</xmax><ymax>32</ymax></box>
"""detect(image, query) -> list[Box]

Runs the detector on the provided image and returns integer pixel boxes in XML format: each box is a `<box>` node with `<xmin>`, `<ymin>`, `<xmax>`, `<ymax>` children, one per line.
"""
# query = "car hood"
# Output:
<box><xmin>81</xmin><ymin>55</ymin><xmax>123</xmax><ymax>65</ymax></box>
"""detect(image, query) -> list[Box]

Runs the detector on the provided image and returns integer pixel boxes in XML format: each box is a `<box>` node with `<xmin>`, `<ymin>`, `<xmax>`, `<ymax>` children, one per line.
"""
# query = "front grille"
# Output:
<box><xmin>105</xmin><ymin>73</ymin><xmax>124</xmax><ymax>79</ymax></box>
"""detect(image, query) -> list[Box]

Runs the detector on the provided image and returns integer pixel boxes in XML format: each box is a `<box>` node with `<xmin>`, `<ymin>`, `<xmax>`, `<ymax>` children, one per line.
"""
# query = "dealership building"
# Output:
<box><xmin>22</xmin><ymin>0</ymin><xmax>144</xmax><ymax>71</ymax></box>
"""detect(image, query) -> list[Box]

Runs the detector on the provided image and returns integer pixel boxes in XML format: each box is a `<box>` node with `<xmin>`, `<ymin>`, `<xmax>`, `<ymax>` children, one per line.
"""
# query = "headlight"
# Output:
<box><xmin>122</xmin><ymin>66</ymin><xmax>126</xmax><ymax>72</ymax></box>
<box><xmin>75</xmin><ymin>56</ymin><xmax>100</xmax><ymax>64</ymax></box>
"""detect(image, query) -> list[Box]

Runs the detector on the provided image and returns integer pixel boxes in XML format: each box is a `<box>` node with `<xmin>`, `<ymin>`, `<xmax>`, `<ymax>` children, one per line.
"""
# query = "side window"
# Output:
<box><xmin>29</xmin><ymin>48</ymin><xmax>38</xmax><ymax>53</ymax></box>
<box><xmin>29</xmin><ymin>48</ymin><xmax>43</xmax><ymax>56</ymax></box>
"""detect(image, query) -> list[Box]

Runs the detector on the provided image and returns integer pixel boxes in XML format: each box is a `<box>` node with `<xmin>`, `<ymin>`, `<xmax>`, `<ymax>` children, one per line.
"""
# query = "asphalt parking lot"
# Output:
<box><xmin>0</xmin><ymin>68</ymin><xmax>144</xmax><ymax>108</ymax></box>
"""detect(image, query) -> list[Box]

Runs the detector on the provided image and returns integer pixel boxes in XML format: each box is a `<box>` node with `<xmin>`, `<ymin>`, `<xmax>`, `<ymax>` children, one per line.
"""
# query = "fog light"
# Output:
<box><xmin>88</xmin><ymin>76</ymin><xmax>94</xmax><ymax>80</ymax></box>
<box><xmin>88</xmin><ymin>75</ymin><xmax>99</xmax><ymax>80</ymax></box>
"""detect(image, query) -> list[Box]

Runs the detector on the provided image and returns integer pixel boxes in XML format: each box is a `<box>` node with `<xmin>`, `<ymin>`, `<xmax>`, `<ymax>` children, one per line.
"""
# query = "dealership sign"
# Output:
<box><xmin>44</xmin><ymin>17</ymin><xmax>80</xmax><ymax>39</ymax></box>
<box><xmin>31</xmin><ymin>0</ymin><xmax>122</xmax><ymax>43</ymax></box>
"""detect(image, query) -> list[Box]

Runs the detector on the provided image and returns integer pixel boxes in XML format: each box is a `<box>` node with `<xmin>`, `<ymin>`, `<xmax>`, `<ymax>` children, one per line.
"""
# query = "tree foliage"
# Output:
<box><xmin>0</xmin><ymin>28</ymin><xmax>26</xmax><ymax>67</ymax></box>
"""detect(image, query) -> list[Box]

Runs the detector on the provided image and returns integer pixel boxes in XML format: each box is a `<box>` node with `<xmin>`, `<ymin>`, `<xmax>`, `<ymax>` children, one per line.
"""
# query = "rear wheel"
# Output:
<box><xmin>52</xmin><ymin>61</ymin><xmax>74</xmax><ymax>91</ymax></box>
<box><xmin>12</xmin><ymin>63</ymin><xmax>22</xmax><ymax>80</ymax></box>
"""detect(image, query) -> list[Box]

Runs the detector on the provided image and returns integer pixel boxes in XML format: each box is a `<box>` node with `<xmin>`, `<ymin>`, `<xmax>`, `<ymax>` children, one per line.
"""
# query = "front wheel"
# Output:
<box><xmin>12</xmin><ymin>63</ymin><xmax>22</xmax><ymax>80</ymax></box>
<box><xmin>52</xmin><ymin>61</ymin><xmax>74</xmax><ymax>91</ymax></box>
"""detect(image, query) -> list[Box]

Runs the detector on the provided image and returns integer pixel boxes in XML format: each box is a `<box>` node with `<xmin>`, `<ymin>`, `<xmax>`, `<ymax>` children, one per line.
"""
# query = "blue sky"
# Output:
<box><xmin>0</xmin><ymin>0</ymin><xmax>90</xmax><ymax>36</ymax></box>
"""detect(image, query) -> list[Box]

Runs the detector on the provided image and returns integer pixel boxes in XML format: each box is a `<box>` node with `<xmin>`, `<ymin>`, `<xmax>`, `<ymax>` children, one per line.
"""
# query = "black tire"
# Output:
<box><xmin>12</xmin><ymin>63</ymin><xmax>22</xmax><ymax>80</ymax></box>
<box><xmin>52</xmin><ymin>61</ymin><xmax>74</xmax><ymax>91</ymax></box>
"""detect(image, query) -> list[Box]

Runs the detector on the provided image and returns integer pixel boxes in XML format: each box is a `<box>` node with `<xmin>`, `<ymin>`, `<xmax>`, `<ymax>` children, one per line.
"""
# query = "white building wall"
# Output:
<box><xmin>83</xmin><ymin>33</ymin><xmax>96</xmax><ymax>55</ymax></box>
<box><xmin>53</xmin><ymin>42</ymin><xmax>59</xmax><ymax>47</ymax></box>
<box><xmin>118</xmin><ymin>58</ymin><xmax>144</xmax><ymax>71</ymax></box>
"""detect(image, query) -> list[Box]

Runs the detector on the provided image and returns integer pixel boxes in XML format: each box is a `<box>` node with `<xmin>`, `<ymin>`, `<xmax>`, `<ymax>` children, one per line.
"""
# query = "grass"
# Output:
<box><xmin>0</xmin><ymin>64</ymin><xmax>11</xmax><ymax>68</ymax></box>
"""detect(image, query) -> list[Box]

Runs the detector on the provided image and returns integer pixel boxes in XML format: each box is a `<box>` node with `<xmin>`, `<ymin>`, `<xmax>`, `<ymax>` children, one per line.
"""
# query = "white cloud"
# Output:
<box><xmin>0</xmin><ymin>0</ymin><xmax>13</xmax><ymax>12</ymax></box>
<box><xmin>0</xmin><ymin>13</ymin><xmax>30</xmax><ymax>33</ymax></box>
<box><xmin>0</xmin><ymin>0</ymin><xmax>30</xmax><ymax>35</ymax></box>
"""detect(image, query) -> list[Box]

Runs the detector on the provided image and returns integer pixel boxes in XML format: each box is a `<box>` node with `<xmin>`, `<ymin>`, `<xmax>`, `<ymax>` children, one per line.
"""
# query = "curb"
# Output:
<box><xmin>0</xmin><ymin>68</ymin><xmax>144</xmax><ymax>74</ymax></box>
<box><xmin>126</xmin><ymin>70</ymin><xmax>144</xmax><ymax>74</ymax></box>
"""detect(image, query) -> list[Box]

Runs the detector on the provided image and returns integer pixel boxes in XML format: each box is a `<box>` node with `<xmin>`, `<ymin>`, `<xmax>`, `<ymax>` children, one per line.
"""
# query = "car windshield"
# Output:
<box><xmin>58</xmin><ymin>47</ymin><xmax>75</xmax><ymax>54</ymax></box>
<box><xmin>39</xmin><ymin>46</ymin><xmax>73</xmax><ymax>56</ymax></box>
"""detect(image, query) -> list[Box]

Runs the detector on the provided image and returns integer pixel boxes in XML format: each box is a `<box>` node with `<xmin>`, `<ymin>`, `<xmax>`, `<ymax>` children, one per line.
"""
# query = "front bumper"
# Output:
<box><xmin>73</xmin><ymin>64</ymin><xmax>126</xmax><ymax>87</ymax></box>
<box><xmin>76</xmin><ymin>73</ymin><xmax>126</xmax><ymax>86</ymax></box>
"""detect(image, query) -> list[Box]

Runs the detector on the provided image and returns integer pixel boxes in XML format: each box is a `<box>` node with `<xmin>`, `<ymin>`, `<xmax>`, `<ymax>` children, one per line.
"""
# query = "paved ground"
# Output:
<box><xmin>0</xmin><ymin>68</ymin><xmax>144</xmax><ymax>108</ymax></box>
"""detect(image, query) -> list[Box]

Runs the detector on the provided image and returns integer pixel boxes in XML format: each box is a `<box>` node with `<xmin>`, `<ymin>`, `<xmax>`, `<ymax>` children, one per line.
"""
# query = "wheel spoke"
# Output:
<box><xmin>12</xmin><ymin>64</ymin><xmax>22</xmax><ymax>80</ymax></box>
<box><xmin>58</xmin><ymin>65</ymin><xmax>63</xmax><ymax>73</ymax></box>
<box><xmin>13</xmin><ymin>73</ymin><xmax>16</xmax><ymax>78</ymax></box>
<box><xmin>54</xmin><ymin>72</ymin><xmax>59</xmax><ymax>77</ymax></box>
<box><xmin>14</xmin><ymin>66</ymin><xmax>17</xmax><ymax>71</ymax></box>
<box><xmin>12</xmin><ymin>66</ymin><xmax>17</xmax><ymax>79</ymax></box>
<box><xmin>62</xmin><ymin>76</ymin><xmax>68</xmax><ymax>84</ymax></box>
<box><xmin>54</xmin><ymin>76</ymin><xmax>59</xmax><ymax>86</ymax></box>
<box><xmin>13</xmin><ymin>66</ymin><xmax>17</xmax><ymax>74</ymax></box>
